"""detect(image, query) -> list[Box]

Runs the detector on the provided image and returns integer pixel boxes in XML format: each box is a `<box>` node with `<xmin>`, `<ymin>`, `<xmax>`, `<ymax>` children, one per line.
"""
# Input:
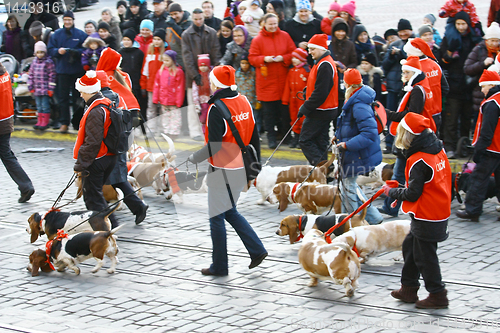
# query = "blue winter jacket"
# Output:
<box><xmin>336</xmin><ymin>85</ymin><xmax>382</xmax><ymax>177</ymax></box>
<box><xmin>47</xmin><ymin>26</ymin><xmax>87</xmax><ymax>74</ymax></box>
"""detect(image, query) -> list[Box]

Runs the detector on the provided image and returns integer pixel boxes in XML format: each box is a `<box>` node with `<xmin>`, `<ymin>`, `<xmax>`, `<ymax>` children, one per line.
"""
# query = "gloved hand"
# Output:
<box><xmin>382</xmin><ymin>184</ymin><xmax>392</xmax><ymax>197</ymax></box>
<box><xmin>473</xmin><ymin>150</ymin><xmax>484</xmax><ymax>164</ymax></box>
<box><xmin>337</xmin><ymin>142</ymin><xmax>347</xmax><ymax>153</ymax></box>
<box><xmin>297</xmin><ymin>105</ymin><xmax>305</xmax><ymax>118</ymax></box>
<box><xmin>232</xmin><ymin>2</ymin><xmax>239</xmax><ymax>17</ymax></box>
<box><xmin>194</xmin><ymin>74</ymin><xmax>203</xmax><ymax>86</ymax></box>
<box><xmin>141</xmin><ymin>89</ymin><xmax>147</xmax><ymax>98</ymax></box>
<box><xmin>48</xmin><ymin>91</ymin><xmax>54</xmax><ymax>97</ymax></box>
<box><xmin>131</xmin><ymin>110</ymin><xmax>141</xmax><ymax>128</ymax></box>
<box><xmin>187</xmin><ymin>153</ymin><xmax>196</xmax><ymax>164</ymax></box>
<box><xmin>227</xmin><ymin>0</ymin><xmax>232</xmax><ymax>7</ymax></box>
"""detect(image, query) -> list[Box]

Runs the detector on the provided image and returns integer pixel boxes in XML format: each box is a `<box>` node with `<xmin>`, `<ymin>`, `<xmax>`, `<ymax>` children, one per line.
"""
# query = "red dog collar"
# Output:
<box><xmin>295</xmin><ymin>215</ymin><xmax>304</xmax><ymax>243</ymax></box>
<box><xmin>290</xmin><ymin>183</ymin><xmax>300</xmax><ymax>203</ymax></box>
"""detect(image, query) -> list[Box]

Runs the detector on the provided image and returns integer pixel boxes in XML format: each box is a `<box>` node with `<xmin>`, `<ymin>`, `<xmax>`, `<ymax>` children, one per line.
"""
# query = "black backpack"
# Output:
<box><xmin>102</xmin><ymin>104</ymin><xmax>133</xmax><ymax>155</ymax></box>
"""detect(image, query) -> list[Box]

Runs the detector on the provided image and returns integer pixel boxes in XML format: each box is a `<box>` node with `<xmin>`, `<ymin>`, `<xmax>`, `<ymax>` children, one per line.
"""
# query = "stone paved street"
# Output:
<box><xmin>1</xmin><ymin>135</ymin><xmax>500</xmax><ymax>333</ymax></box>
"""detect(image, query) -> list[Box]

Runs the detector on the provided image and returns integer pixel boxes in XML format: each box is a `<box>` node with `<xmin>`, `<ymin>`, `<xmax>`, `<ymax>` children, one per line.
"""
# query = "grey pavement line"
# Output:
<box><xmin>0</xmin><ymin>322</ymin><xmax>46</xmax><ymax>333</ymax></box>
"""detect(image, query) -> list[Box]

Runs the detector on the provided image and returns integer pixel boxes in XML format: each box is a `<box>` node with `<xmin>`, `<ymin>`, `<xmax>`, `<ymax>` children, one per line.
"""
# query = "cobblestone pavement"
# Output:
<box><xmin>0</xmin><ymin>136</ymin><xmax>499</xmax><ymax>333</ymax></box>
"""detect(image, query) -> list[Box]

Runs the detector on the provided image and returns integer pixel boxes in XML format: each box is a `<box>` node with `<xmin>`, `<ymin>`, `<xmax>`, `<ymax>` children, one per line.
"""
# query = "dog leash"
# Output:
<box><xmin>297</xmin><ymin>141</ymin><xmax>335</xmax><ymax>190</ymax></box>
<box><xmin>263</xmin><ymin>117</ymin><xmax>301</xmax><ymax>167</ymax></box>
<box><xmin>50</xmin><ymin>172</ymin><xmax>83</xmax><ymax>211</ymax></box>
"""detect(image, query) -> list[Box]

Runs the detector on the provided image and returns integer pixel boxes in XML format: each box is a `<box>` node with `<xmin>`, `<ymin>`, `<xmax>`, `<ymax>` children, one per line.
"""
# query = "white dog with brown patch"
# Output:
<box><xmin>298</xmin><ymin>229</ymin><xmax>361</xmax><ymax>297</ymax></box>
<box><xmin>332</xmin><ymin>220</ymin><xmax>411</xmax><ymax>263</ymax></box>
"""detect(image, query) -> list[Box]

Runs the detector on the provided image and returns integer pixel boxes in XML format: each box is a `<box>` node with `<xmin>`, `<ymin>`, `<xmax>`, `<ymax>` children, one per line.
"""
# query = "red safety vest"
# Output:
<box><xmin>420</xmin><ymin>57</ymin><xmax>444</xmax><ymax>116</ymax></box>
<box><xmin>402</xmin><ymin>149</ymin><xmax>452</xmax><ymax>222</ymax></box>
<box><xmin>306</xmin><ymin>55</ymin><xmax>338</xmax><ymax>111</ymax></box>
<box><xmin>472</xmin><ymin>91</ymin><xmax>500</xmax><ymax>154</ymax></box>
<box><xmin>0</xmin><ymin>72</ymin><xmax>14</xmax><ymax>121</ymax></box>
<box><xmin>73</xmin><ymin>97</ymin><xmax>113</xmax><ymax>160</ymax></box>
<box><xmin>204</xmin><ymin>94</ymin><xmax>255</xmax><ymax>170</ymax></box>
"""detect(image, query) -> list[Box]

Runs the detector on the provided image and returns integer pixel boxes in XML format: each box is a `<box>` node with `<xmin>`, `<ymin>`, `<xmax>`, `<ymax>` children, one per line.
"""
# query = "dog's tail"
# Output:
<box><xmin>160</xmin><ymin>133</ymin><xmax>176</xmax><ymax>154</ymax></box>
<box><xmin>318</xmin><ymin>153</ymin><xmax>336</xmax><ymax>175</ymax></box>
<box><xmin>109</xmin><ymin>224</ymin><xmax>125</xmax><ymax>236</ymax></box>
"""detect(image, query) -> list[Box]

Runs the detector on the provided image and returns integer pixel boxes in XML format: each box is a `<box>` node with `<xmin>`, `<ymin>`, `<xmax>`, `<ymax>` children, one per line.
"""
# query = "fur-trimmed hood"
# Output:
<box><xmin>356</xmin><ymin>65</ymin><xmax>383</xmax><ymax>77</ymax></box>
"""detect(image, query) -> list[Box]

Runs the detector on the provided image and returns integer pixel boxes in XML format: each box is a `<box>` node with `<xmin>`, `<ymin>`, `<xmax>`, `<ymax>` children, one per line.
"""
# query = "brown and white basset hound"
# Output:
<box><xmin>298</xmin><ymin>229</ymin><xmax>361</xmax><ymax>297</ymax></box>
<box><xmin>332</xmin><ymin>220</ymin><xmax>411</xmax><ymax>263</ymax></box>
<box><xmin>254</xmin><ymin>153</ymin><xmax>337</xmax><ymax>204</ymax></box>
<box><xmin>272</xmin><ymin>182</ymin><xmax>342</xmax><ymax>214</ymax></box>
<box><xmin>276</xmin><ymin>207</ymin><xmax>369</xmax><ymax>244</ymax></box>
<box><xmin>28</xmin><ymin>225</ymin><xmax>123</xmax><ymax>276</ymax></box>
<box><xmin>26</xmin><ymin>205</ymin><xmax>117</xmax><ymax>243</ymax></box>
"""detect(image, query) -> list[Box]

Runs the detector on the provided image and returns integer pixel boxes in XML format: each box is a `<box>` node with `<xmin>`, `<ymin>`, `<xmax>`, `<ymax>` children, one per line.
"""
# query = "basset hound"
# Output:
<box><xmin>127</xmin><ymin>134</ymin><xmax>176</xmax><ymax>164</ymax></box>
<box><xmin>28</xmin><ymin>225</ymin><xmax>123</xmax><ymax>276</ymax></box>
<box><xmin>298</xmin><ymin>229</ymin><xmax>361</xmax><ymax>297</ymax></box>
<box><xmin>27</xmin><ymin>205</ymin><xmax>116</xmax><ymax>243</ymax></box>
<box><xmin>272</xmin><ymin>182</ymin><xmax>342</xmax><ymax>214</ymax></box>
<box><xmin>276</xmin><ymin>207</ymin><xmax>369</xmax><ymax>244</ymax></box>
<box><xmin>158</xmin><ymin>169</ymin><xmax>208</xmax><ymax>203</ymax></box>
<box><xmin>356</xmin><ymin>162</ymin><xmax>394</xmax><ymax>189</ymax></box>
<box><xmin>332</xmin><ymin>220</ymin><xmax>411</xmax><ymax>263</ymax></box>
<box><xmin>254</xmin><ymin>153</ymin><xmax>337</xmax><ymax>205</ymax></box>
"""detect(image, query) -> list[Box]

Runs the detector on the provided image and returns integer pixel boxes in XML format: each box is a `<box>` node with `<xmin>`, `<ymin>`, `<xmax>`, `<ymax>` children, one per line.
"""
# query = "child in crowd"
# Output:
<box><xmin>142</xmin><ymin>28</ymin><xmax>166</xmax><ymax>134</ymax></box>
<box><xmin>321</xmin><ymin>2</ymin><xmax>340</xmax><ymax>36</ymax></box>
<box><xmin>282</xmin><ymin>48</ymin><xmax>309</xmax><ymax>148</ymax></box>
<box><xmin>193</xmin><ymin>54</ymin><xmax>212</xmax><ymax>133</ymax></box>
<box><xmin>421</xmin><ymin>14</ymin><xmax>442</xmax><ymax>46</ymax></box>
<box><xmin>84</xmin><ymin>20</ymin><xmax>97</xmax><ymax>35</ymax></box>
<box><xmin>235</xmin><ymin>53</ymin><xmax>260</xmax><ymax>132</ymax></box>
<box><xmin>135</xmin><ymin>19</ymin><xmax>154</xmax><ymax>55</ymax></box>
<box><xmin>439</xmin><ymin>0</ymin><xmax>480</xmax><ymax>26</ymax></box>
<box><xmin>241</xmin><ymin>0</ymin><xmax>264</xmax><ymax>37</ymax></box>
<box><xmin>357</xmin><ymin>52</ymin><xmax>383</xmax><ymax>102</ymax></box>
<box><xmin>98</xmin><ymin>21</ymin><xmax>119</xmax><ymax>50</ymax></box>
<box><xmin>418</xmin><ymin>24</ymin><xmax>441</xmax><ymax>60</ymax></box>
<box><xmin>81</xmin><ymin>33</ymin><xmax>105</xmax><ymax>71</ymax></box>
<box><xmin>152</xmin><ymin>50</ymin><xmax>185</xmax><ymax>139</ymax></box>
<box><xmin>28</xmin><ymin>41</ymin><xmax>56</xmax><ymax>131</ymax></box>
<box><xmin>224</xmin><ymin>0</ymin><xmax>245</xmax><ymax>26</ymax></box>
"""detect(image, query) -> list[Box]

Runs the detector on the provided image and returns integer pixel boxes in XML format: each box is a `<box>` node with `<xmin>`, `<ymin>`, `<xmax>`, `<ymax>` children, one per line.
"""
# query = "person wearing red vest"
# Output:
<box><xmin>404</xmin><ymin>38</ymin><xmax>449</xmax><ymax>137</ymax></box>
<box><xmin>188</xmin><ymin>65</ymin><xmax>267</xmax><ymax>276</ymax></box>
<box><xmin>457</xmin><ymin>70</ymin><xmax>500</xmax><ymax>221</ymax></box>
<box><xmin>0</xmin><ymin>64</ymin><xmax>35</xmax><ymax>203</ymax></box>
<box><xmin>385</xmin><ymin>112</ymin><xmax>451</xmax><ymax>309</ymax></box>
<box><xmin>297</xmin><ymin>34</ymin><xmax>338</xmax><ymax>166</ymax></box>
<box><xmin>379</xmin><ymin>56</ymin><xmax>437</xmax><ymax>217</ymax></box>
<box><xmin>73</xmin><ymin>70</ymin><xmax>118</xmax><ymax>228</ymax></box>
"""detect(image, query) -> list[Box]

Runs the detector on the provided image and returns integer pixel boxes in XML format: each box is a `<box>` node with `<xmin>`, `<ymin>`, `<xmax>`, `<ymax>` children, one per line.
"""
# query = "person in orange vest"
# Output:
<box><xmin>404</xmin><ymin>37</ymin><xmax>449</xmax><ymax>138</ymax></box>
<box><xmin>378</xmin><ymin>55</ymin><xmax>436</xmax><ymax>217</ymax></box>
<box><xmin>73</xmin><ymin>70</ymin><xmax>118</xmax><ymax>228</ymax></box>
<box><xmin>0</xmin><ymin>63</ymin><xmax>35</xmax><ymax>203</ymax></box>
<box><xmin>187</xmin><ymin>65</ymin><xmax>267</xmax><ymax>276</ymax></box>
<box><xmin>297</xmin><ymin>33</ymin><xmax>338</xmax><ymax>166</ymax></box>
<box><xmin>457</xmin><ymin>70</ymin><xmax>500</xmax><ymax>222</ymax></box>
<box><xmin>385</xmin><ymin>112</ymin><xmax>451</xmax><ymax>309</ymax></box>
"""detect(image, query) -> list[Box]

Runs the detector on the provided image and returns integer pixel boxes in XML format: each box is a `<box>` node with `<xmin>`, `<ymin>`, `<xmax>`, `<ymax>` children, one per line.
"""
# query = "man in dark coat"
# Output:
<box><xmin>202</xmin><ymin>1</ymin><xmax>222</xmax><ymax>31</ymax></box>
<box><xmin>120</xmin><ymin>0</ymin><xmax>150</xmax><ymax>34</ymax></box>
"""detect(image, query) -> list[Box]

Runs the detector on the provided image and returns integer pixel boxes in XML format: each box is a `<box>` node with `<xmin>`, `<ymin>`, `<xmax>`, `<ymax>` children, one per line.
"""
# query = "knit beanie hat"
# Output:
<box><xmin>140</xmin><ymin>19</ymin><xmax>154</xmax><ymax>32</ymax></box>
<box><xmin>340</xmin><ymin>1</ymin><xmax>355</xmax><ymax>18</ymax></box>
<box><xmin>98</xmin><ymin>21</ymin><xmax>111</xmax><ymax>32</ymax></box>
<box><xmin>484</xmin><ymin>22</ymin><xmax>500</xmax><ymax>40</ymax></box>
<box><xmin>297</xmin><ymin>0</ymin><xmax>312</xmax><ymax>11</ymax></box>
<box><xmin>168</xmin><ymin>2</ymin><xmax>182</xmax><ymax>13</ymax></box>
<box><xmin>76</xmin><ymin>70</ymin><xmax>101</xmax><ymax>93</ymax></box>
<box><xmin>384</xmin><ymin>28</ymin><xmax>398</xmax><ymax>40</ymax></box>
<box><xmin>116</xmin><ymin>0</ymin><xmax>127</xmax><ymax>8</ymax></box>
<box><xmin>63</xmin><ymin>10</ymin><xmax>74</xmax><ymax>19</ymax></box>
<box><xmin>344</xmin><ymin>68</ymin><xmax>362</xmax><ymax>85</ymax></box>
<box><xmin>418</xmin><ymin>24</ymin><xmax>433</xmax><ymax>37</ymax></box>
<box><xmin>129</xmin><ymin>0</ymin><xmax>141</xmax><ymax>6</ymax></box>
<box><xmin>329</xmin><ymin>2</ymin><xmax>341</xmax><ymax>12</ymax></box>
<box><xmin>308</xmin><ymin>34</ymin><xmax>328</xmax><ymax>51</ymax></box>
<box><xmin>360</xmin><ymin>52</ymin><xmax>377</xmax><ymax>66</ymax></box>
<box><xmin>84</xmin><ymin>19</ymin><xmax>97</xmax><ymax>30</ymax></box>
<box><xmin>479</xmin><ymin>70</ymin><xmax>500</xmax><ymax>86</ymax></box>
<box><xmin>397</xmin><ymin>18</ymin><xmax>412</xmax><ymax>31</ymax></box>
<box><xmin>34</xmin><ymin>41</ymin><xmax>47</xmax><ymax>53</ymax></box>
<box><xmin>122</xmin><ymin>28</ymin><xmax>137</xmax><ymax>41</ymax></box>
<box><xmin>401</xmin><ymin>112</ymin><xmax>430</xmax><ymax>135</ymax></box>
<box><xmin>29</xmin><ymin>21</ymin><xmax>44</xmax><ymax>37</ymax></box>
<box><xmin>241</xmin><ymin>52</ymin><xmax>249</xmax><ymax>61</ymax></box>
<box><xmin>292</xmin><ymin>48</ymin><xmax>308</xmax><ymax>63</ymax></box>
<box><xmin>404</xmin><ymin>38</ymin><xmax>436</xmax><ymax>60</ymax></box>
<box><xmin>95</xmin><ymin>70</ymin><xmax>110</xmax><ymax>88</ymax></box>
<box><xmin>164</xmin><ymin>49</ymin><xmax>177</xmax><ymax>63</ymax></box>
<box><xmin>210</xmin><ymin>65</ymin><xmax>237</xmax><ymax>90</ymax></box>
<box><xmin>400</xmin><ymin>56</ymin><xmax>422</xmax><ymax>74</ymax></box>
<box><xmin>424</xmin><ymin>13</ymin><xmax>436</xmax><ymax>25</ymax></box>
<box><xmin>154</xmin><ymin>28</ymin><xmax>166</xmax><ymax>41</ymax></box>
<box><xmin>198</xmin><ymin>54</ymin><xmax>210</xmax><ymax>67</ymax></box>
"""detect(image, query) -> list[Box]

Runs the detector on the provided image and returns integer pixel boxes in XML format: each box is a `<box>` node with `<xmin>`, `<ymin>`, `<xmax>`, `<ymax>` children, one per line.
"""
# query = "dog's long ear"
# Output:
<box><xmin>288</xmin><ymin>217</ymin><xmax>299</xmax><ymax>244</ymax></box>
<box><xmin>29</xmin><ymin>213</ymin><xmax>41</xmax><ymax>243</ymax></box>
<box><xmin>276</xmin><ymin>184</ymin><xmax>290</xmax><ymax>212</ymax></box>
<box><xmin>29</xmin><ymin>250</ymin><xmax>47</xmax><ymax>277</ymax></box>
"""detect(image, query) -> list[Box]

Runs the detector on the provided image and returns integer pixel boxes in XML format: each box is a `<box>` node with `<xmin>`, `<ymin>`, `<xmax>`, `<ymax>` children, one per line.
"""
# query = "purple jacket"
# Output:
<box><xmin>27</xmin><ymin>56</ymin><xmax>56</xmax><ymax>96</ymax></box>
<box><xmin>81</xmin><ymin>47</ymin><xmax>104</xmax><ymax>71</ymax></box>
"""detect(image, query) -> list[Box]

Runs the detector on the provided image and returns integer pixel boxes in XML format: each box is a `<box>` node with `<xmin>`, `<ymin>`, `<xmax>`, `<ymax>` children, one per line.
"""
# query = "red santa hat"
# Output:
<box><xmin>400</xmin><ymin>112</ymin><xmax>430</xmax><ymax>135</ymax></box>
<box><xmin>403</xmin><ymin>38</ymin><xmax>436</xmax><ymax>60</ymax></box>
<box><xmin>308</xmin><ymin>34</ymin><xmax>328</xmax><ymax>51</ymax></box>
<box><xmin>198</xmin><ymin>54</ymin><xmax>210</xmax><ymax>67</ymax></box>
<box><xmin>209</xmin><ymin>65</ymin><xmax>237</xmax><ymax>91</ymax></box>
<box><xmin>75</xmin><ymin>70</ymin><xmax>101</xmax><ymax>94</ymax></box>
<box><xmin>479</xmin><ymin>70</ymin><xmax>500</xmax><ymax>86</ymax></box>
<box><xmin>343</xmin><ymin>68</ymin><xmax>362</xmax><ymax>85</ymax></box>
<box><xmin>292</xmin><ymin>48</ymin><xmax>308</xmax><ymax>63</ymax></box>
<box><xmin>400</xmin><ymin>56</ymin><xmax>422</xmax><ymax>75</ymax></box>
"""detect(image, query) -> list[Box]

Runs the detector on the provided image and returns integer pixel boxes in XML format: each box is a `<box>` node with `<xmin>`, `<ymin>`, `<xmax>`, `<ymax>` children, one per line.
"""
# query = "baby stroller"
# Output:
<box><xmin>13</xmin><ymin>57</ymin><xmax>38</xmax><ymax>123</ymax></box>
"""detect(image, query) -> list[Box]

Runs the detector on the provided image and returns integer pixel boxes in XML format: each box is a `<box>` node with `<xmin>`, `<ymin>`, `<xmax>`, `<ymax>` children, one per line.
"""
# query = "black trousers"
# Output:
<box><xmin>401</xmin><ymin>232</ymin><xmax>445</xmax><ymax>294</ymax></box>
<box><xmin>261</xmin><ymin>101</ymin><xmax>290</xmax><ymax>141</ymax></box>
<box><xmin>443</xmin><ymin>97</ymin><xmax>472</xmax><ymax>152</ymax></box>
<box><xmin>0</xmin><ymin>133</ymin><xmax>34</xmax><ymax>193</ymax></box>
<box><xmin>112</xmin><ymin>181</ymin><xmax>144</xmax><ymax>215</ymax></box>
<box><xmin>299</xmin><ymin>117</ymin><xmax>330</xmax><ymax>165</ymax></box>
<box><xmin>57</xmin><ymin>73</ymin><xmax>84</xmax><ymax>126</ymax></box>
<box><xmin>82</xmin><ymin>155</ymin><xmax>118</xmax><ymax>227</ymax></box>
<box><xmin>465</xmin><ymin>154</ymin><xmax>500</xmax><ymax>216</ymax></box>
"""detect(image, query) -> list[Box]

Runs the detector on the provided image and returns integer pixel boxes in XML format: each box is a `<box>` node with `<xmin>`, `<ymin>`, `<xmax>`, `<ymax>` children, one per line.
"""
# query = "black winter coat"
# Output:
<box><xmin>382</xmin><ymin>38</ymin><xmax>408</xmax><ymax>94</ymax></box>
<box><xmin>118</xmin><ymin>46</ymin><xmax>144</xmax><ymax>91</ymax></box>
<box><xmin>121</xmin><ymin>7</ymin><xmax>150</xmax><ymax>34</ymax></box>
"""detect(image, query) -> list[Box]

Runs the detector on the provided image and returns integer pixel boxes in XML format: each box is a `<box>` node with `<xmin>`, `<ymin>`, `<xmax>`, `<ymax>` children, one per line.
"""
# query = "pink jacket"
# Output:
<box><xmin>152</xmin><ymin>66</ymin><xmax>185</xmax><ymax>107</ymax></box>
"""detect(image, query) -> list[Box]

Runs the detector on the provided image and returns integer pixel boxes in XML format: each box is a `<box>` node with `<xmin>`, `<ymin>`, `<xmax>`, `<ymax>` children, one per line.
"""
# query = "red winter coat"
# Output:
<box><xmin>321</xmin><ymin>17</ymin><xmax>334</xmax><ymax>35</ymax></box>
<box><xmin>135</xmin><ymin>34</ymin><xmax>153</xmax><ymax>56</ymax></box>
<box><xmin>141</xmin><ymin>48</ymin><xmax>162</xmax><ymax>92</ymax></box>
<box><xmin>152</xmin><ymin>66</ymin><xmax>185</xmax><ymax>107</ymax></box>
<box><xmin>248</xmin><ymin>27</ymin><xmax>296</xmax><ymax>102</ymax></box>
<box><xmin>282</xmin><ymin>65</ymin><xmax>309</xmax><ymax>133</ymax></box>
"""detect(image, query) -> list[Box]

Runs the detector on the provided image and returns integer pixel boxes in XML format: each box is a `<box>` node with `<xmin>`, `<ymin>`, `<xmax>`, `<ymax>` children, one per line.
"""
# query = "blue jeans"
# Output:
<box><xmin>340</xmin><ymin>176</ymin><xmax>383</xmax><ymax>224</ymax></box>
<box><xmin>382</xmin><ymin>156</ymin><xmax>406</xmax><ymax>216</ymax></box>
<box><xmin>0</xmin><ymin>133</ymin><xmax>34</xmax><ymax>193</ymax></box>
<box><xmin>207</xmin><ymin>185</ymin><xmax>267</xmax><ymax>275</ymax></box>
<box><xmin>35</xmin><ymin>95</ymin><xmax>51</xmax><ymax>114</ymax></box>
